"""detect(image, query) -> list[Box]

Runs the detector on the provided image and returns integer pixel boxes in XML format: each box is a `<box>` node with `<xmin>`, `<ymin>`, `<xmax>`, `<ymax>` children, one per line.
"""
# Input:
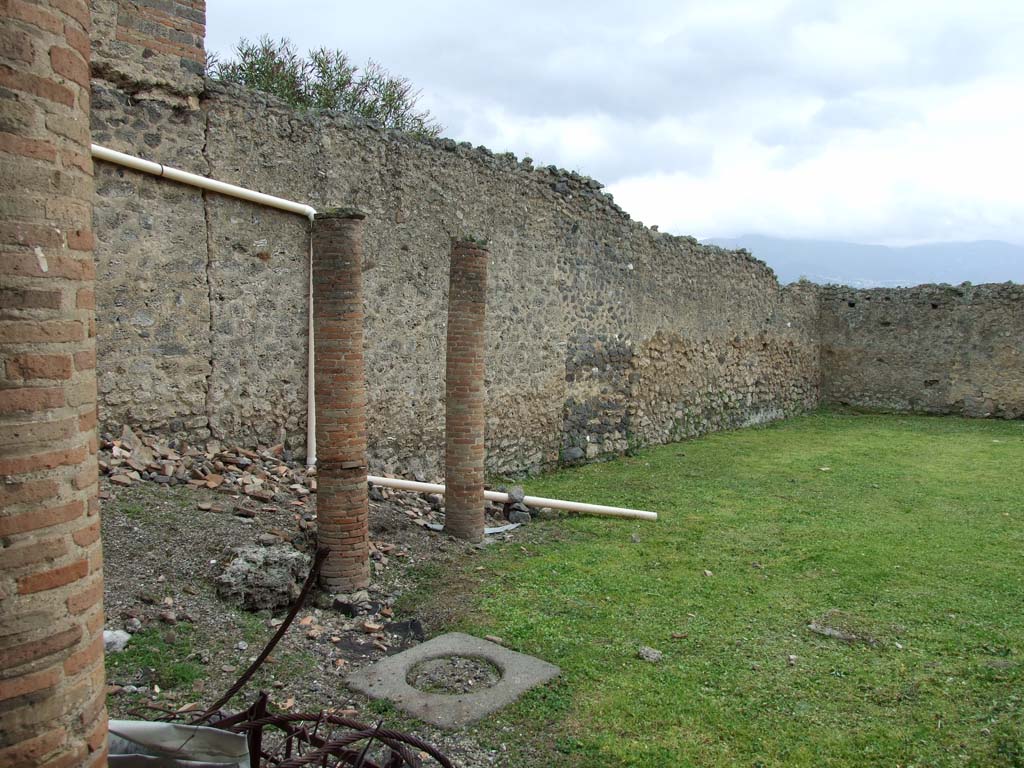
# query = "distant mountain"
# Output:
<box><xmin>704</xmin><ymin>235</ymin><xmax>1024</xmax><ymax>287</ymax></box>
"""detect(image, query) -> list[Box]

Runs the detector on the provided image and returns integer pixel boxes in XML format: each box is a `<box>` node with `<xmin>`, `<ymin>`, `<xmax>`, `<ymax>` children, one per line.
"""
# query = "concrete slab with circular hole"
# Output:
<box><xmin>346</xmin><ymin>632</ymin><xmax>560</xmax><ymax>729</ymax></box>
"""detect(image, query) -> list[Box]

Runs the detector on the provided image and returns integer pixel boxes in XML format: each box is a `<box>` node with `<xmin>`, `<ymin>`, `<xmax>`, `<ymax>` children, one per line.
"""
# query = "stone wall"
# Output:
<box><xmin>81</xmin><ymin>0</ymin><xmax>830</xmax><ymax>477</ymax></box>
<box><xmin>81</xmin><ymin>0</ymin><xmax>1021</xmax><ymax>481</ymax></box>
<box><xmin>819</xmin><ymin>283</ymin><xmax>1024</xmax><ymax>418</ymax></box>
<box><xmin>90</xmin><ymin>0</ymin><xmax>205</xmax><ymax>100</ymax></box>
<box><xmin>88</xmin><ymin>79</ymin><xmax>822</xmax><ymax>476</ymax></box>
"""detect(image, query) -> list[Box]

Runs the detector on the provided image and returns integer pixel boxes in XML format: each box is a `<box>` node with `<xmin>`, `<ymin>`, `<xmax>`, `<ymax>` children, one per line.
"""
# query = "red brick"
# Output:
<box><xmin>0</xmin><ymin>251</ymin><xmax>94</xmax><ymax>280</ymax></box>
<box><xmin>0</xmin><ymin>132</ymin><xmax>58</xmax><ymax>162</ymax></box>
<box><xmin>65</xmin><ymin>227</ymin><xmax>93</xmax><ymax>251</ymax></box>
<box><xmin>71</xmin><ymin>519</ymin><xmax>99</xmax><ymax>547</ymax></box>
<box><xmin>17</xmin><ymin>557</ymin><xmax>88</xmax><ymax>594</ymax></box>
<box><xmin>65</xmin><ymin>575</ymin><xmax>102</xmax><ymax>614</ymax></box>
<box><xmin>62</xmin><ymin>22</ymin><xmax>89</xmax><ymax>59</ymax></box>
<box><xmin>0</xmin><ymin>726</ymin><xmax>66</xmax><ymax>767</ymax></box>
<box><xmin>1</xmin><ymin>537</ymin><xmax>68</xmax><ymax>569</ymax></box>
<box><xmin>0</xmin><ymin>64</ymin><xmax>74</xmax><ymax>107</ymax></box>
<box><xmin>6</xmin><ymin>354</ymin><xmax>73</xmax><ymax>381</ymax></box>
<box><xmin>72</xmin><ymin>350</ymin><xmax>94</xmax><ymax>372</ymax></box>
<box><xmin>0</xmin><ymin>498</ymin><xmax>84</xmax><ymax>536</ymax></box>
<box><xmin>0</xmin><ymin>319</ymin><xmax>85</xmax><ymax>343</ymax></box>
<box><xmin>0</xmin><ymin>386</ymin><xmax>65</xmax><ymax>414</ymax></box>
<box><xmin>0</xmin><ymin>625</ymin><xmax>81</xmax><ymax>670</ymax></box>
<box><xmin>0</xmin><ymin>288</ymin><xmax>62</xmax><ymax>310</ymax></box>
<box><xmin>313</xmin><ymin>213</ymin><xmax>370</xmax><ymax>592</ymax></box>
<box><xmin>49</xmin><ymin>0</ymin><xmax>90</xmax><ymax>32</ymax></box>
<box><xmin>0</xmin><ymin>221</ymin><xmax>63</xmax><ymax>249</ymax></box>
<box><xmin>0</xmin><ymin>666</ymin><xmax>60</xmax><ymax>701</ymax></box>
<box><xmin>1</xmin><ymin>6</ymin><xmax>102</xmax><ymax>762</ymax></box>
<box><xmin>74</xmin><ymin>288</ymin><xmax>93</xmax><ymax>309</ymax></box>
<box><xmin>62</xmin><ymin>631</ymin><xmax>102</xmax><ymax>676</ymax></box>
<box><xmin>444</xmin><ymin>241</ymin><xmax>489</xmax><ymax>541</ymax></box>
<box><xmin>1</xmin><ymin>0</ymin><xmax>64</xmax><ymax>34</ymax></box>
<box><xmin>60</xmin><ymin>148</ymin><xmax>90</xmax><ymax>175</ymax></box>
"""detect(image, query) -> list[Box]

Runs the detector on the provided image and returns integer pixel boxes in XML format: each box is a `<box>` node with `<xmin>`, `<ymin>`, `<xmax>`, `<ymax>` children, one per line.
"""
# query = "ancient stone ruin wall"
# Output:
<box><xmin>82</xmin><ymin>0</ymin><xmax>1022</xmax><ymax>480</ymax></box>
<box><xmin>83</xmin><ymin>0</ymin><xmax>825</xmax><ymax>477</ymax></box>
<box><xmin>90</xmin><ymin>0</ymin><xmax>206</xmax><ymax>100</ymax></box>
<box><xmin>819</xmin><ymin>283</ymin><xmax>1024</xmax><ymax>418</ymax></box>
<box><xmin>88</xmin><ymin>86</ymin><xmax>822</xmax><ymax>476</ymax></box>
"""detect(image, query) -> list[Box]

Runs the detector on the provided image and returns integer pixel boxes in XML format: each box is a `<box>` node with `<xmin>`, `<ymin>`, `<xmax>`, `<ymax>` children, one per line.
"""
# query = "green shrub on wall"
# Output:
<box><xmin>208</xmin><ymin>36</ymin><xmax>443</xmax><ymax>138</ymax></box>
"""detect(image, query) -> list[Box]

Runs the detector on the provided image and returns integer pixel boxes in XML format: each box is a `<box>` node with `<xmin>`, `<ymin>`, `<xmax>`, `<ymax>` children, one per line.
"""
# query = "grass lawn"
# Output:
<box><xmin>416</xmin><ymin>411</ymin><xmax>1024</xmax><ymax>766</ymax></box>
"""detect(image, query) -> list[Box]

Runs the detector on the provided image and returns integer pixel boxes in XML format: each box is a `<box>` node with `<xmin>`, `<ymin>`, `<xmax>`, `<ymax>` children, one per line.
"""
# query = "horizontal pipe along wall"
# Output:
<box><xmin>0</xmin><ymin>1</ymin><xmax>109</xmax><ymax>765</ymax></box>
<box><xmin>444</xmin><ymin>239</ymin><xmax>490</xmax><ymax>542</ymax></box>
<box><xmin>312</xmin><ymin>209</ymin><xmax>371</xmax><ymax>591</ymax></box>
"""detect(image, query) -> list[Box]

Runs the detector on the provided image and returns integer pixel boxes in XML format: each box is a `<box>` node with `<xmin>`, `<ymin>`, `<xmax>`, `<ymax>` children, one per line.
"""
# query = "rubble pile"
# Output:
<box><xmin>98</xmin><ymin>425</ymin><xmax>519</xmax><ymax>531</ymax></box>
<box><xmin>100</xmin><ymin>424</ymin><xmax>318</xmax><ymax>508</ymax></box>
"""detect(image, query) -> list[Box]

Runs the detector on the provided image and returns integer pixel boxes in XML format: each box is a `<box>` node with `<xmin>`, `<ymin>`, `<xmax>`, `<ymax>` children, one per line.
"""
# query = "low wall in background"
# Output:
<box><xmin>819</xmin><ymin>283</ymin><xmax>1024</xmax><ymax>418</ymax></box>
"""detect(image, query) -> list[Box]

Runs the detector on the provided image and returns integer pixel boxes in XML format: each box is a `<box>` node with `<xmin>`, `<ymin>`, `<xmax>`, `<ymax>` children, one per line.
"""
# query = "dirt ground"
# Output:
<box><xmin>100</xmin><ymin>472</ymin><xmax>537</xmax><ymax>767</ymax></box>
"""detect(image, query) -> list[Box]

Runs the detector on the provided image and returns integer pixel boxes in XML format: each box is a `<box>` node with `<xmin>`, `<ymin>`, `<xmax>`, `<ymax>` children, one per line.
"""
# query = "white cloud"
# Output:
<box><xmin>207</xmin><ymin>0</ymin><xmax>1024</xmax><ymax>245</ymax></box>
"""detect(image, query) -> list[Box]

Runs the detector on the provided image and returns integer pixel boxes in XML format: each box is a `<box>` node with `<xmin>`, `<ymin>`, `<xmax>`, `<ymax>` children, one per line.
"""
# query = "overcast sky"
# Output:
<box><xmin>207</xmin><ymin>0</ymin><xmax>1024</xmax><ymax>246</ymax></box>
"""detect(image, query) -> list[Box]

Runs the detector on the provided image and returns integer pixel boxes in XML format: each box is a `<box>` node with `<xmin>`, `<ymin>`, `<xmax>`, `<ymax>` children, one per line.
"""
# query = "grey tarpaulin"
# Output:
<box><xmin>108</xmin><ymin>720</ymin><xmax>249</xmax><ymax>767</ymax></box>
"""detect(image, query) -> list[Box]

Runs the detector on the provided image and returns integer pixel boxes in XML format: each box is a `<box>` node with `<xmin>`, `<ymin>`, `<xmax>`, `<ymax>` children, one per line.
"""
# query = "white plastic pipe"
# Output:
<box><xmin>367</xmin><ymin>475</ymin><xmax>658</xmax><ymax>521</ymax></box>
<box><xmin>90</xmin><ymin>145</ymin><xmax>316</xmax><ymax>219</ymax></box>
<box><xmin>90</xmin><ymin>144</ymin><xmax>320</xmax><ymax>466</ymax></box>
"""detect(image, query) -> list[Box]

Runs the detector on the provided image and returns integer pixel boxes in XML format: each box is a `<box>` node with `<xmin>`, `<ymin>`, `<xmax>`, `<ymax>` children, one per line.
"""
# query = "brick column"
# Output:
<box><xmin>0</xmin><ymin>2</ymin><xmax>108</xmax><ymax>767</ymax></box>
<box><xmin>312</xmin><ymin>209</ymin><xmax>370</xmax><ymax>592</ymax></box>
<box><xmin>444</xmin><ymin>239</ymin><xmax>489</xmax><ymax>542</ymax></box>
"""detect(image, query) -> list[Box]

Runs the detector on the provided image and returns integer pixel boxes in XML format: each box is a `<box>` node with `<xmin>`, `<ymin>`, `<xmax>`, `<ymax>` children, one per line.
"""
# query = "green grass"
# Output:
<box><xmin>429</xmin><ymin>411</ymin><xmax>1024</xmax><ymax>766</ymax></box>
<box><xmin>105</xmin><ymin>625</ymin><xmax>204</xmax><ymax>690</ymax></box>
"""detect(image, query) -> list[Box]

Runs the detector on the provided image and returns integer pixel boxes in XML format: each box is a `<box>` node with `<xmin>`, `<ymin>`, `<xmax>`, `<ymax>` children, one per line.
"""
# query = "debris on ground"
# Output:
<box><xmin>104</xmin><ymin>629</ymin><xmax>132</xmax><ymax>652</ymax></box>
<box><xmin>807</xmin><ymin>619</ymin><xmax>879</xmax><ymax>646</ymax></box>
<box><xmin>216</xmin><ymin>545</ymin><xmax>312</xmax><ymax>611</ymax></box>
<box><xmin>98</xmin><ymin>426</ymin><xmax>547</xmax><ymax>766</ymax></box>
<box><xmin>638</xmin><ymin>646</ymin><xmax>663</xmax><ymax>663</ymax></box>
<box><xmin>100</xmin><ymin>425</ymin><xmax>528</xmax><ymax>528</ymax></box>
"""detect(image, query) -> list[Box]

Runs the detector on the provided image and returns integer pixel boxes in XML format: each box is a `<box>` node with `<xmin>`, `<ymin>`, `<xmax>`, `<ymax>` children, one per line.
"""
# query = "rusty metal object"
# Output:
<box><xmin>212</xmin><ymin>695</ymin><xmax>454</xmax><ymax>767</ymax></box>
<box><xmin>131</xmin><ymin>547</ymin><xmax>452</xmax><ymax>766</ymax></box>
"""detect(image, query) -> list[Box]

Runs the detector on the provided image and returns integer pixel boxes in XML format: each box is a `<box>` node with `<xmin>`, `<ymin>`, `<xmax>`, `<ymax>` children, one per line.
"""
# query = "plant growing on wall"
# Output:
<box><xmin>209</xmin><ymin>36</ymin><xmax>443</xmax><ymax>138</ymax></box>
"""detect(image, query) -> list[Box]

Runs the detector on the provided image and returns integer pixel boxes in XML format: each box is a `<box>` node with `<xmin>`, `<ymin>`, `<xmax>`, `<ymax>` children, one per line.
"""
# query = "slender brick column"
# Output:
<box><xmin>444</xmin><ymin>239</ymin><xmax>489</xmax><ymax>542</ymax></box>
<box><xmin>312</xmin><ymin>209</ymin><xmax>370</xmax><ymax>591</ymax></box>
<box><xmin>0</xmin><ymin>2</ymin><xmax>108</xmax><ymax>767</ymax></box>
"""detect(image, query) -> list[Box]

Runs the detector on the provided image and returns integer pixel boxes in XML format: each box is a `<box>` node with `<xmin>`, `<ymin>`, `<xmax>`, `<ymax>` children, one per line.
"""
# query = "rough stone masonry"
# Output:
<box><xmin>79</xmin><ymin>0</ymin><xmax>1024</xmax><ymax>480</ymax></box>
<box><xmin>84</xmin><ymin>0</ymin><xmax>823</xmax><ymax>478</ymax></box>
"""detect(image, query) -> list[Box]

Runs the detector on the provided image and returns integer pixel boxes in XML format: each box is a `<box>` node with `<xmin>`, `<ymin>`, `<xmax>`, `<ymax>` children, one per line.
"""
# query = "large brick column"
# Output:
<box><xmin>0</xmin><ymin>2</ymin><xmax>108</xmax><ymax>767</ymax></box>
<box><xmin>444</xmin><ymin>239</ymin><xmax>489</xmax><ymax>542</ymax></box>
<box><xmin>312</xmin><ymin>209</ymin><xmax>370</xmax><ymax>592</ymax></box>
